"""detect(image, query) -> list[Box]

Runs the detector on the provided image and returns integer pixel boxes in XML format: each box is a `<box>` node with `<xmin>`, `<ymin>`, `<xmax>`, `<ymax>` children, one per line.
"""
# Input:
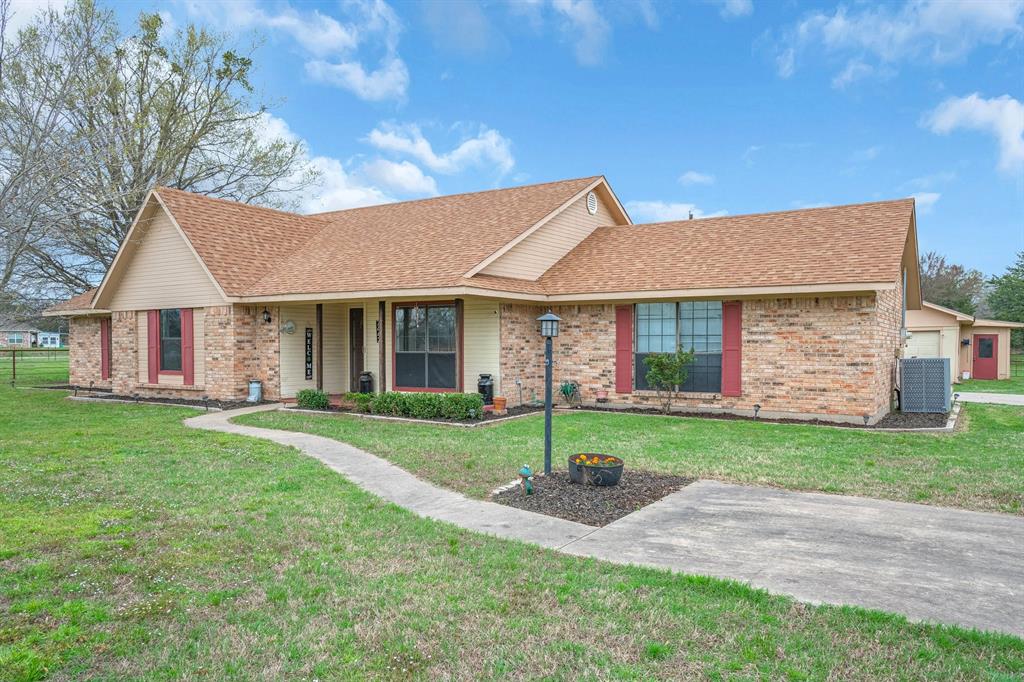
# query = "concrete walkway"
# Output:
<box><xmin>956</xmin><ymin>392</ymin><xmax>1024</xmax><ymax>406</ymax></box>
<box><xmin>186</xmin><ymin>405</ymin><xmax>1024</xmax><ymax>638</ymax></box>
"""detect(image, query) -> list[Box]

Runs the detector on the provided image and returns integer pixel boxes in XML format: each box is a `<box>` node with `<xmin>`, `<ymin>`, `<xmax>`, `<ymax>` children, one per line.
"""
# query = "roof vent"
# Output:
<box><xmin>586</xmin><ymin>191</ymin><xmax>598</xmax><ymax>215</ymax></box>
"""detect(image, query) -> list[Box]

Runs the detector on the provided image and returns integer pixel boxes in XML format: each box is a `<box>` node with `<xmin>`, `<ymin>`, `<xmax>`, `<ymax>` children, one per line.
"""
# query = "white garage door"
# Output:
<box><xmin>906</xmin><ymin>330</ymin><xmax>941</xmax><ymax>358</ymax></box>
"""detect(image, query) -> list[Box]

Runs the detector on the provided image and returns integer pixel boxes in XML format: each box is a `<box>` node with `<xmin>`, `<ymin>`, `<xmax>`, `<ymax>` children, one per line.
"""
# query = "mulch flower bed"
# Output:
<box><xmin>493</xmin><ymin>469</ymin><xmax>695</xmax><ymax>527</ymax></box>
<box><xmin>287</xmin><ymin>403</ymin><xmax>543</xmax><ymax>424</ymax></box>
<box><xmin>571</xmin><ymin>405</ymin><xmax>950</xmax><ymax>429</ymax></box>
<box><xmin>73</xmin><ymin>392</ymin><xmax>267</xmax><ymax>411</ymax></box>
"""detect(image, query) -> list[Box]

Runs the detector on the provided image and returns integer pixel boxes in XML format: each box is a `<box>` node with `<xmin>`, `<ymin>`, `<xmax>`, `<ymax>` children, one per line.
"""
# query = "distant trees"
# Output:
<box><xmin>0</xmin><ymin>0</ymin><xmax>317</xmax><ymax>303</ymax></box>
<box><xmin>987</xmin><ymin>252</ymin><xmax>1024</xmax><ymax>350</ymax></box>
<box><xmin>919</xmin><ymin>251</ymin><xmax>985</xmax><ymax>315</ymax></box>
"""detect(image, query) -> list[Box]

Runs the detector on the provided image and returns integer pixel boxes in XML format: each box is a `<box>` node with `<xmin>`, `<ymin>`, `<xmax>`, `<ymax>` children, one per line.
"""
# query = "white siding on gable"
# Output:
<box><xmin>108</xmin><ymin>204</ymin><xmax>225</xmax><ymax>311</ymax></box>
<box><xmin>480</xmin><ymin>190</ymin><xmax>619</xmax><ymax>281</ymax></box>
<box><xmin>463</xmin><ymin>299</ymin><xmax>500</xmax><ymax>396</ymax></box>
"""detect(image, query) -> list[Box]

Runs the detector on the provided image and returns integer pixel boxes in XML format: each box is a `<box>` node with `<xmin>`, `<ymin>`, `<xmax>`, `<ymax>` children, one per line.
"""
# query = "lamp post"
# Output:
<box><xmin>537</xmin><ymin>310</ymin><xmax>561</xmax><ymax>475</ymax></box>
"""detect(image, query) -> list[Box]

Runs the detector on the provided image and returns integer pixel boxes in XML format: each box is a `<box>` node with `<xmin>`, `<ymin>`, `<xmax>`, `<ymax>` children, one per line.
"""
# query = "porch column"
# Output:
<box><xmin>378</xmin><ymin>300</ymin><xmax>386</xmax><ymax>392</ymax></box>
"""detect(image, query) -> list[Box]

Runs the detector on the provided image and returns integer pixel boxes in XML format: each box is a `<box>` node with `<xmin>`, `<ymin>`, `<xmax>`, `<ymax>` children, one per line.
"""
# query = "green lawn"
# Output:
<box><xmin>959</xmin><ymin>354</ymin><xmax>1024</xmax><ymax>394</ymax></box>
<box><xmin>0</xmin><ymin>351</ymin><xmax>69</xmax><ymax>387</ymax></box>
<box><xmin>240</xmin><ymin>403</ymin><xmax>1024</xmax><ymax>514</ymax></box>
<box><xmin>3</xmin><ymin>388</ymin><xmax>1023</xmax><ymax>679</ymax></box>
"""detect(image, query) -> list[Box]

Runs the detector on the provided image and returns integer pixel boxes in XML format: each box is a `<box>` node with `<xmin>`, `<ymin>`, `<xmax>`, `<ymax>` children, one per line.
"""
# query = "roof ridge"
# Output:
<box><xmin>155</xmin><ymin>186</ymin><xmax>328</xmax><ymax>223</ymax></box>
<box><xmin>610</xmin><ymin>197</ymin><xmax>916</xmax><ymax>230</ymax></box>
<box><xmin>309</xmin><ymin>175</ymin><xmax>603</xmax><ymax>218</ymax></box>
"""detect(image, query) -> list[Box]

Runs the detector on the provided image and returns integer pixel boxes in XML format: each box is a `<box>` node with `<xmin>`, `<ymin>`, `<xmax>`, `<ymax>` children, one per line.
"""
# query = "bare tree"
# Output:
<box><xmin>0</xmin><ymin>0</ymin><xmax>318</xmax><ymax>299</ymax></box>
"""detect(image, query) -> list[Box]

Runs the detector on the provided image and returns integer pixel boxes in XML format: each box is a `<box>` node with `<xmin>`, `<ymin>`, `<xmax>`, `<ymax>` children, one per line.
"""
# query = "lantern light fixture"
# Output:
<box><xmin>538</xmin><ymin>310</ymin><xmax>561</xmax><ymax>338</ymax></box>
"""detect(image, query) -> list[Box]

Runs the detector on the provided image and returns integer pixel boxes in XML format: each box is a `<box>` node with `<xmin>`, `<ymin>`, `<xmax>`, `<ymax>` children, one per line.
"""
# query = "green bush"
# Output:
<box><xmin>296</xmin><ymin>389</ymin><xmax>330</xmax><ymax>410</ymax></box>
<box><xmin>342</xmin><ymin>391</ymin><xmax>484</xmax><ymax>420</ymax></box>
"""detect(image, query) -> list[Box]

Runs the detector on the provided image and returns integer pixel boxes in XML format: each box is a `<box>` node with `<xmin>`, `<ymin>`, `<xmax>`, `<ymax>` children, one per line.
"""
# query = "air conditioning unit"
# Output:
<box><xmin>900</xmin><ymin>357</ymin><xmax>951</xmax><ymax>413</ymax></box>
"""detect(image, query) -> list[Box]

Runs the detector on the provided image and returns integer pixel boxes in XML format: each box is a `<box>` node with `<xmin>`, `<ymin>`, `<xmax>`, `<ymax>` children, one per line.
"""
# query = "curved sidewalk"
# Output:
<box><xmin>186</xmin><ymin>405</ymin><xmax>1024</xmax><ymax>638</ymax></box>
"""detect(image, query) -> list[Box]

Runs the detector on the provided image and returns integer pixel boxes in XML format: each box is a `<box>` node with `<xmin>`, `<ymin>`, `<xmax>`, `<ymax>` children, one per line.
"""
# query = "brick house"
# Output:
<box><xmin>46</xmin><ymin>176</ymin><xmax>922</xmax><ymax>424</ymax></box>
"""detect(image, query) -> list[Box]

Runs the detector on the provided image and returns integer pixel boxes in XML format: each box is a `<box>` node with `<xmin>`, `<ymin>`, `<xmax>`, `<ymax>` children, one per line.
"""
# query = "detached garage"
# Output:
<box><xmin>906</xmin><ymin>302</ymin><xmax>1023</xmax><ymax>382</ymax></box>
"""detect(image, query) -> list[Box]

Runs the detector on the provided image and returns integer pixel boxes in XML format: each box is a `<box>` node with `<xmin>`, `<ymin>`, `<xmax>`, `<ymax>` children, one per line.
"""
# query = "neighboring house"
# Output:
<box><xmin>0</xmin><ymin>320</ymin><xmax>40</xmax><ymax>348</ymax></box>
<box><xmin>45</xmin><ymin>176</ymin><xmax>922</xmax><ymax>424</ymax></box>
<box><xmin>37</xmin><ymin>332</ymin><xmax>64</xmax><ymax>348</ymax></box>
<box><xmin>906</xmin><ymin>301</ymin><xmax>1023</xmax><ymax>382</ymax></box>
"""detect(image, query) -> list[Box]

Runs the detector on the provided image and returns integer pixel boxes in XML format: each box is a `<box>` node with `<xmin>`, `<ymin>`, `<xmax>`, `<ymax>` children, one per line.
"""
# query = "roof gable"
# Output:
<box><xmin>93</xmin><ymin>195</ymin><xmax>227</xmax><ymax>310</ymax></box>
<box><xmin>475</xmin><ymin>178</ymin><xmax>629</xmax><ymax>281</ymax></box>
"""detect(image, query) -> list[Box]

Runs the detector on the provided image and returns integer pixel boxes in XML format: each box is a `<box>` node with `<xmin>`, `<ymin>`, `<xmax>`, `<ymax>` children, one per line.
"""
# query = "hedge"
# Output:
<box><xmin>296</xmin><ymin>389</ymin><xmax>330</xmax><ymax>410</ymax></box>
<box><xmin>344</xmin><ymin>391</ymin><xmax>484</xmax><ymax>420</ymax></box>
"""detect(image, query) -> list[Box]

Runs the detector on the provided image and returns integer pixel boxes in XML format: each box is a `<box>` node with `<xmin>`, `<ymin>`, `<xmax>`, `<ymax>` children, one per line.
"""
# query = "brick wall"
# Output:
<box><xmin>68</xmin><ymin>316</ymin><xmax>110</xmax><ymax>389</ymax></box>
<box><xmin>69</xmin><ymin>304</ymin><xmax>282</xmax><ymax>401</ymax></box>
<box><xmin>499</xmin><ymin>291</ymin><xmax>903</xmax><ymax>423</ymax></box>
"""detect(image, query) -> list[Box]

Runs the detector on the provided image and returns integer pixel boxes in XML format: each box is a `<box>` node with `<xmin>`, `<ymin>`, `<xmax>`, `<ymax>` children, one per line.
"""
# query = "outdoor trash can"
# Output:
<box><xmin>359</xmin><ymin>371</ymin><xmax>374</xmax><ymax>394</ymax></box>
<box><xmin>247</xmin><ymin>380</ymin><xmax>262</xmax><ymax>403</ymax></box>
<box><xmin>477</xmin><ymin>373</ymin><xmax>494</xmax><ymax>405</ymax></box>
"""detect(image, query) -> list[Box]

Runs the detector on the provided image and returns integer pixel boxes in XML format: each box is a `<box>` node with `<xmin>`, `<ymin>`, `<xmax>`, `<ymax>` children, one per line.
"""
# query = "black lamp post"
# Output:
<box><xmin>537</xmin><ymin>310</ymin><xmax>561</xmax><ymax>474</ymax></box>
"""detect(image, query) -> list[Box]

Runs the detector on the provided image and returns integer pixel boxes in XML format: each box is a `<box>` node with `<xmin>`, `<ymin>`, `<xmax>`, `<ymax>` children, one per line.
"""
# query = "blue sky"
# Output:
<box><xmin>16</xmin><ymin>0</ymin><xmax>1024</xmax><ymax>274</ymax></box>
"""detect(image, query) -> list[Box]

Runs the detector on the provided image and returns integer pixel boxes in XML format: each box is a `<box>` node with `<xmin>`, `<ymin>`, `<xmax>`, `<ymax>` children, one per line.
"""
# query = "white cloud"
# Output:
<box><xmin>184</xmin><ymin>0</ymin><xmax>408</xmax><ymax>102</ymax></box>
<box><xmin>902</xmin><ymin>170</ymin><xmax>956</xmax><ymax>191</ymax></box>
<box><xmin>551</xmin><ymin>0</ymin><xmax>610</xmax><ymax>66</ymax></box>
<box><xmin>831</xmin><ymin>59</ymin><xmax>874</xmax><ymax>89</ymax></box>
<box><xmin>366</xmin><ymin>123</ymin><xmax>515</xmax><ymax>175</ymax></box>
<box><xmin>257</xmin><ymin>113</ymin><xmax>392</xmax><ymax>212</ymax></box>
<box><xmin>850</xmin><ymin>145</ymin><xmax>882</xmax><ymax>163</ymax></box>
<box><xmin>625</xmin><ymin>201</ymin><xmax>726</xmax><ymax>223</ymax></box>
<box><xmin>923</xmin><ymin>93</ymin><xmax>1024</xmax><ymax>174</ymax></box>
<box><xmin>678</xmin><ymin>170</ymin><xmax>715</xmax><ymax>186</ymax></box>
<box><xmin>305</xmin><ymin>57</ymin><xmax>408</xmax><ymax>102</ymax></box>
<box><xmin>911</xmin><ymin>192</ymin><xmax>941</xmax><ymax>214</ymax></box>
<box><xmin>714</xmin><ymin>0</ymin><xmax>753</xmax><ymax>20</ymax></box>
<box><xmin>360</xmin><ymin>159</ymin><xmax>437</xmax><ymax>195</ymax></box>
<box><xmin>775</xmin><ymin>0</ymin><xmax>1024</xmax><ymax>81</ymax></box>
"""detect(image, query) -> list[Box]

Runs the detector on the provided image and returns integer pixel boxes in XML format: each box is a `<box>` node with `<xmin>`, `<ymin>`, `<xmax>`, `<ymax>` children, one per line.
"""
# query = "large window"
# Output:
<box><xmin>159</xmin><ymin>309</ymin><xmax>182</xmax><ymax>372</ymax></box>
<box><xmin>395</xmin><ymin>304</ymin><xmax>457</xmax><ymax>389</ymax></box>
<box><xmin>635</xmin><ymin>301</ymin><xmax>722</xmax><ymax>393</ymax></box>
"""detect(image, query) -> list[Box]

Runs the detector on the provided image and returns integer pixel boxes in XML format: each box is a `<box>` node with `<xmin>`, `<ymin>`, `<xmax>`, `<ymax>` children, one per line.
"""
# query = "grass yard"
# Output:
<box><xmin>959</xmin><ymin>355</ymin><xmax>1024</xmax><ymax>394</ymax></box>
<box><xmin>0</xmin><ymin>351</ymin><xmax>69</xmax><ymax>387</ymax></box>
<box><xmin>241</xmin><ymin>403</ymin><xmax>1024</xmax><ymax>515</ymax></box>
<box><xmin>2</xmin><ymin>388</ymin><xmax>1023</xmax><ymax>680</ymax></box>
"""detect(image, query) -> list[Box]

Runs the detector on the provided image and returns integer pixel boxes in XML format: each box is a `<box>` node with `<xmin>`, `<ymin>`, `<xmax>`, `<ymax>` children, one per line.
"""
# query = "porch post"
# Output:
<box><xmin>316</xmin><ymin>303</ymin><xmax>323</xmax><ymax>391</ymax></box>
<box><xmin>378</xmin><ymin>300</ymin><xmax>386</xmax><ymax>392</ymax></box>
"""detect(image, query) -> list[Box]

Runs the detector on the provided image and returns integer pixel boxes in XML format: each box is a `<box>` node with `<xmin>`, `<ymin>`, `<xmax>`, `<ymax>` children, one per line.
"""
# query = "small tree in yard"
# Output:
<box><xmin>644</xmin><ymin>347</ymin><xmax>695</xmax><ymax>414</ymax></box>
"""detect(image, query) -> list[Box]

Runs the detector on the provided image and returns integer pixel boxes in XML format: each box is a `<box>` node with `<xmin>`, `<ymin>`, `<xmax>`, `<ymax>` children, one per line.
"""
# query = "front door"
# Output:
<box><xmin>349</xmin><ymin>308</ymin><xmax>364</xmax><ymax>391</ymax></box>
<box><xmin>973</xmin><ymin>334</ymin><xmax>998</xmax><ymax>380</ymax></box>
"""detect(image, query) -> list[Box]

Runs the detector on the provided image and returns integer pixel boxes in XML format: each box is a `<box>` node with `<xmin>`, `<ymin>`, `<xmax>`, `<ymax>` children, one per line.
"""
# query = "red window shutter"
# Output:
<box><xmin>99</xmin><ymin>318</ymin><xmax>111</xmax><ymax>380</ymax></box>
<box><xmin>181</xmin><ymin>308</ymin><xmax>194</xmax><ymax>386</ymax></box>
<box><xmin>147</xmin><ymin>310</ymin><xmax>159</xmax><ymax>384</ymax></box>
<box><xmin>615</xmin><ymin>305</ymin><xmax>633</xmax><ymax>394</ymax></box>
<box><xmin>721</xmin><ymin>301</ymin><xmax>742</xmax><ymax>397</ymax></box>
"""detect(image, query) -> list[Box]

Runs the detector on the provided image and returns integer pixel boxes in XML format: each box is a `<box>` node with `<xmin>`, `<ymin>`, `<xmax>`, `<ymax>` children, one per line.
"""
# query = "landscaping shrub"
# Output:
<box><xmin>342</xmin><ymin>391</ymin><xmax>484</xmax><ymax>420</ymax></box>
<box><xmin>296</xmin><ymin>389</ymin><xmax>330</xmax><ymax>410</ymax></box>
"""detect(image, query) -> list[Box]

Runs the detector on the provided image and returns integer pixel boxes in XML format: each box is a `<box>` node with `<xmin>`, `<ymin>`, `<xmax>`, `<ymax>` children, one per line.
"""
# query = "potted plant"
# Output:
<box><xmin>493</xmin><ymin>395</ymin><xmax>508</xmax><ymax>414</ymax></box>
<box><xmin>568</xmin><ymin>453</ymin><xmax>624</xmax><ymax>486</ymax></box>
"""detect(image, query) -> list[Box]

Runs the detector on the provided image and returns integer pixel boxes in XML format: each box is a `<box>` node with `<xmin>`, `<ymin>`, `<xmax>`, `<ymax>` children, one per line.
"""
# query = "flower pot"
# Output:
<box><xmin>493</xmin><ymin>396</ymin><xmax>507</xmax><ymax>414</ymax></box>
<box><xmin>595</xmin><ymin>390</ymin><xmax>609</xmax><ymax>403</ymax></box>
<box><xmin>568</xmin><ymin>453</ymin><xmax>624</xmax><ymax>486</ymax></box>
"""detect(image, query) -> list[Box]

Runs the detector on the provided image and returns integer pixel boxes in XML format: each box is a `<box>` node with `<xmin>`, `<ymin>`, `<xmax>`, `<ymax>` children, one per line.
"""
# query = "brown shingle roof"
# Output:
<box><xmin>52</xmin><ymin>182</ymin><xmax>916</xmax><ymax>313</ymax></box>
<box><xmin>155</xmin><ymin>187</ymin><xmax>331</xmax><ymax>296</ymax></box>
<box><xmin>534</xmin><ymin>199</ymin><xmax>915</xmax><ymax>296</ymax></box>
<box><xmin>244</xmin><ymin>176</ymin><xmax>600</xmax><ymax>296</ymax></box>
<box><xmin>43</xmin><ymin>288</ymin><xmax>98</xmax><ymax>314</ymax></box>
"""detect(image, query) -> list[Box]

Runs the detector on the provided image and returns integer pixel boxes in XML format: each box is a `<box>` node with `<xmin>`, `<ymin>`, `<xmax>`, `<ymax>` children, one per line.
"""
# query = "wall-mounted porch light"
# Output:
<box><xmin>261</xmin><ymin>308</ymin><xmax>272</xmax><ymax>324</ymax></box>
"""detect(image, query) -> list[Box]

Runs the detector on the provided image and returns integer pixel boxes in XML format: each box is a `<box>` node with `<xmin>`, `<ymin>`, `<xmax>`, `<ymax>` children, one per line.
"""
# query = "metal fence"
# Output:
<box><xmin>1013</xmin><ymin>354</ymin><xmax>1023</xmax><ymax>378</ymax></box>
<box><xmin>0</xmin><ymin>348</ymin><xmax>69</xmax><ymax>386</ymax></box>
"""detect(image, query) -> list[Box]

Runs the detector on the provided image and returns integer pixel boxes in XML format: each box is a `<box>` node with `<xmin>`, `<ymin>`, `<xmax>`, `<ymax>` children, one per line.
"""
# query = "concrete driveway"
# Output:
<box><xmin>956</xmin><ymin>392</ymin><xmax>1024</xmax><ymax>406</ymax></box>
<box><xmin>563</xmin><ymin>480</ymin><xmax>1024</xmax><ymax>637</ymax></box>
